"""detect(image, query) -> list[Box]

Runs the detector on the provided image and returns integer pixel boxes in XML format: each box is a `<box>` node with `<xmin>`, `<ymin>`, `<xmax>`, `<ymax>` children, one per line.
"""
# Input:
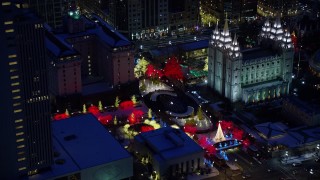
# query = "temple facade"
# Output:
<box><xmin>208</xmin><ymin>18</ymin><xmax>294</xmax><ymax>103</ymax></box>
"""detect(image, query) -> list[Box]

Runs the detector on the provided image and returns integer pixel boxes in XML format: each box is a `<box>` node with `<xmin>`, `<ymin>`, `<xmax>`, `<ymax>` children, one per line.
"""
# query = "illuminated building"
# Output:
<box><xmin>134</xmin><ymin>127</ymin><xmax>204</xmax><ymax>178</ymax></box>
<box><xmin>78</xmin><ymin>0</ymin><xmax>128</xmax><ymax>34</ymax></box>
<box><xmin>257</xmin><ymin>0</ymin><xmax>298</xmax><ymax>17</ymax></box>
<box><xmin>208</xmin><ymin>18</ymin><xmax>294</xmax><ymax>103</ymax></box>
<box><xmin>168</xmin><ymin>0</ymin><xmax>199</xmax><ymax>35</ymax></box>
<box><xmin>47</xmin><ymin>14</ymin><xmax>135</xmax><ymax>88</ymax></box>
<box><xmin>0</xmin><ymin>2</ymin><xmax>53</xmax><ymax>179</ymax></box>
<box><xmin>26</xmin><ymin>0</ymin><xmax>67</xmax><ymax>29</ymax></box>
<box><xmin>46</xmin><ymin>31</ymin><xmax>82</xmax><ymax>96</ymax></box>
<box><xmin>200</xmin><ymin>0</ymin><xmax>257</xmax><ymax>25</ymax></box>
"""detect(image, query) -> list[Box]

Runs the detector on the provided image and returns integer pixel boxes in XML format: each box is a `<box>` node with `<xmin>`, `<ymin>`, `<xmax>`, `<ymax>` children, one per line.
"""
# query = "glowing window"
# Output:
<box><xmin>15</xmin><ymin>119</ymin><xmax>23</xmax><ymax>123</ymax></box>
<box><xmin>9</xmin><ymin>61</ymin><xmax>18</xmax><ymax>65</ymax></box>
<box><xmin>14</xmin><ymin>109</ymin><xmax>22</xmax><ymax>113</ymax></box>
<box><xmin>17</xmin><ymin>145</ymin><xmax>25</xmax><ymax>149</ymax></box>
<box><xmin>5</xmin><ymin>29</ymin><xmax>14</xmax><ymax>33</ymax></box>
<box><xmin>8</xmin><ymin>54</ymin><xmax>17</xmax><ymax>58</ymax></box>
<box><xmin>11</xmin><ymin>75</ymin><xmax>19</xmax><ymax>79</ymax></box>
<box><xmin>11</xmin><ymin>82</ymin><xmax>20</xmax><ymax>86</ymax></box>
<box><xmin>4</xmin><ymin>21</ymin><xmax>13</xmax><ymax>25</ymax></box>
<box><xmin>13</xmin><ymin>103</ymin><xmax>21</xmax><ymax>107</ymax></box>
<box><xmin>18</xmin><ymin>157</ymin><xmax>26</xmax><ymax>162</ymax></box>
<box><xmin>2</xmin><ymin>2</ymin><xmax>11</xmax><ymax>6</ymax></box>
<box><xmin>16</xmin><ymin>126</ymin><xmax>23</xmax><ymax>129</ymax></box>
<box><xmin>18</xmin><ymin>167</ymin><xmax>26</xmax><ymax>171</ymax></box>
<box><xmin>16</xmin><ymin>138</ymin><xmax>24</xmax><ymax>142</ymax></box>
<box><xmin>12</xmin><ymin>89</ymin><xmax>20</xmax><ymax>93</ymax></box>
<box><xmin>16</xmin><ymin>132</ymin><xmax>24</xmax><ymax>136</ymax></box>
<box><xmin>13</xmin><ymin>96</ymin><xmax>21</xmax><ymax>100</ymax></box>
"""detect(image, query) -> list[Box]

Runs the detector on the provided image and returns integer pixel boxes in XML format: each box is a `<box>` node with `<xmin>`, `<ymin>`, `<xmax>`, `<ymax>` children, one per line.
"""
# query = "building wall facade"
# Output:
<box><xmin>0</xmin><ymin>3</ymin><xmax>53</xmax><ymax>178</ymax></box>
<box><xmin>48</xmin><ymin>55</ymin><xmax>82</xmax><ymax>96</ymax></box>
<box><xmin>208</xmin><ymin>18</ymin><xmax>294</xmax><ymax>103</ymax></box>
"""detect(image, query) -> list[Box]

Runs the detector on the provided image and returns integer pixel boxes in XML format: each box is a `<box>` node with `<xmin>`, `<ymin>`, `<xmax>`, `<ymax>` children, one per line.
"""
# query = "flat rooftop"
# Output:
<box><xmin>28</xmin><ymin>114</ymin><xmax>132</xmax><ymax>179</ymax></box>
<box><xmin>135</xmin><ymin>127</ymin><xmax>203</xmax><ymax>162</ymax></box>
<box><xmin>52</xmin><ymin>114</ymin><xmax>131</xmax><ymax>169</ymax></box>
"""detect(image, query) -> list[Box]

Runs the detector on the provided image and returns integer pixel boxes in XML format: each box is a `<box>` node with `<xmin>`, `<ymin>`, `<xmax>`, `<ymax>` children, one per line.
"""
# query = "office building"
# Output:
<box><xmin>0</xmin><ymin>2</ymin><xmax>53</xmax><ymax>179</ymax></box>
<box><xmin>257</xmin><ymin>0</ymin><xmax>298</xmax><ymax>17</ymax></box>
<box><xmin>26</xmin><ymin>0</ymin><xmax>67</xmax><ymax>29</ymax></box>
<box><xmin>200</xmin><ymin>0</ymin><xmax>257</xmax><ymax>25</ymax></box>
<box><xmin>47</xmin><ymin>14</ymin><xmax>135</xmax><ymax>89</ymax></box>
<box><xmin>208</xmin><ymin>18</ymin><xmax>294</xmax><ymax>103</ymax></box>
<box><xmin>46</xmin><ymin>30</ymin><xmax>82</xmax><ymax>96</ymax></box>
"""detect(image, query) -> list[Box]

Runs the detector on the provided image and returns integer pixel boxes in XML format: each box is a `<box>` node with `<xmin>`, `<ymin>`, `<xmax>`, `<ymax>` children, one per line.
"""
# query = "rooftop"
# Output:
<box><xmin>28</xmin><ymin>114</ymin><xmax>132</xmax><ymax>179</ymax></box>
<box><xmin>149</xmin><ymin>39</ymin><xmax>209</xmax><ymax>58</ymax></box>
<box><xmin>45</xmin><ymin>31</ymin><xmax>78</xmax><ymax>58</ymax></box>
<box><xmin>254</xmin><ymin>122</ymin><xmax>320</xmax><ymax>148</ymax></box>
<box><xmin>135</xmin><ymin>127</ymin><xmax>203</xmax><ymax>162</ymax></box>
<box><xmin>255</xmin><ymin>122</ymin><xmax>288</xmax><ymax>139</ymax></box>
<box><xmin>242</xmin><ymin>47</ymin><xmax>278</xmax><ymax>61</ymax></box>
<box><xmin>50</xmin><ymin>15</ymin><xmax>132</xmax><ymax>49</ymax></box>
<box><xmin>52</xmin><ymin>114</ymin><xmax>131</xmax><ymax>170</ymax></box>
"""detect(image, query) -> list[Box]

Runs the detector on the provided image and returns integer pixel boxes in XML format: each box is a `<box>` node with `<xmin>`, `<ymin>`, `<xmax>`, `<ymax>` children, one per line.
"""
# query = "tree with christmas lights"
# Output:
<box><xmin>197</xmin><ymin>106</ymin><xmax>203</xmax><ymax>120</ymax></box>
<box><xmin>82</xmin><ymin>104</ymin><xmax>87</xmax><ymax>113</ymax></box>
<box><xmin>163</xmin><ymin>56</ymin><xmax>184</xmax><ymax>81</ymax></box>
<box><xmin>148</xmin><ymin>108</ymin><xmax>152</xmax><ymax>119</ymax></box>
<box><xmin>98</xmin><ymin>101</ymin><xmax>103</xmax><ymax>111</ymax></box>
<box><xmin>131</xmin><ymin>95</ymin><xmax>137</xmax><ymax>105</ymax></box>
<box><xmin>114</xmin><ymin>96</ymin><xmax>120</xmax><ymax>108</ymax></box>
<box><xmin>134</xmin><ymin>57</ymin><xmax>149</xmax><ymax>78</ymax></box>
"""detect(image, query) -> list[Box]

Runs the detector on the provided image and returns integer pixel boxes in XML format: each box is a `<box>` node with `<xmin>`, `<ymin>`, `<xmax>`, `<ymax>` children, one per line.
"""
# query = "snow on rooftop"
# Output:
<box><xmin>52</xmin><ymin>114</ymin><xmax>131</xmax><ymax>169</ymax></box>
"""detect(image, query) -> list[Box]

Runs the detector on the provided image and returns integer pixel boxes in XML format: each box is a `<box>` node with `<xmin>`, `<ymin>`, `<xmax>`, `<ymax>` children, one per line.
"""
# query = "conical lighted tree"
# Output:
<box><xmin>131</xmin><ymin>95</ymin><xmax>137</xmax><ymax>105</ymax></box>
<box><xmin>148</xmin><ymin>108</ymin><xmax>152</xmax><ymax>119</ymax></box>
<box><xmin>114</xmin><ymin>96</ymin><xmax>120</xmax><ymax>108</ymax></box>
<box><xmin>134</xmin><ymin>57</ymin><xmax>149</xmax><ymax>78</ymax></box>
<box><xmin>98</xmin><ymin>101</ymin><xmax>103</xmax><ymax>111</ymax></box>
<box><xmin>82</xmin><ymin>104</ymin><xmax>87</xmax><ymax>113</ymax></box>
<box><xmin>214</xmin><ymin>122</ymin><xmax>226</xmax><ymax>143</ymax></box>
<box><xmin>113</xmin><ymin>115</ymin><xmax>117</xmax><ymax>125</ymax></box>
<box><xmin>65</xmin><ymin>109</ymin><xmax>70</xmax><ymax>116</ymax></box>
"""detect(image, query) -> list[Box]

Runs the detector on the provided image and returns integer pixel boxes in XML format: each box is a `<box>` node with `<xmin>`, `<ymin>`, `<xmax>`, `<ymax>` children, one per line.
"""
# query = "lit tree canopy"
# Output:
<box><xmin>134</xmin><ymin>57</ymin><xmax>149</xmax><ymax>78</ymax></box>
<box><xmin>145</xmin><ymin>64</ymin><xmax>163</xmax><ymax>79</ymax></box>
<box><xmin>163</xmin><ymin>57</ymin><xmax>184</xmax><ymax>81</ymax></box>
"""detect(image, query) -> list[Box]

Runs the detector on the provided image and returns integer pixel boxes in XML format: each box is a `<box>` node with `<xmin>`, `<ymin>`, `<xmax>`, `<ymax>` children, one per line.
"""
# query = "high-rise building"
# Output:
<box><xmin>257</xmin><ymin>0</ymin><xmax>298</xmax><ymax>17</ymax></box>
<box><xmin>0</xmin><ymin>2</ymin><xmax>53</xmax><ymax>179</ymax></box>
<box><xmin>168</xmin><ymin>0</ymin><xmax>199</xmax><ymax>35</ymax></box>
<box><xmin>27</xmin><ymin>0</ymin><xmax>67</xmax><ymax>29</ymax></box>
<box><xmin>208</xmin><ymin>18</ymin><xmax>294</xmax><ymax>103</ymax></box>
<box><xmin>200</xmin><ymin>0</ymin><xmax>256</xmax><ymax>25</ymax></box>
<box><xmin>79</xmin><ymin>0</ymin><xmax>200</xmax><ymax>40</ymax></box>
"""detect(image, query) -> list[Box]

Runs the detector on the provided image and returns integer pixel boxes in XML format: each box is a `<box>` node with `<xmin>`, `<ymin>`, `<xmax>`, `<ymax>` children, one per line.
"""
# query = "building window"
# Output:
<box><xmin>18</xmin><ymin>167</ymin><xmax>26</xmax><ymax>171</ymax></box>
<box><xmin>5</xmin><ymin>29</ymin><xmax>14</xmax><ymax>33</ymax></box>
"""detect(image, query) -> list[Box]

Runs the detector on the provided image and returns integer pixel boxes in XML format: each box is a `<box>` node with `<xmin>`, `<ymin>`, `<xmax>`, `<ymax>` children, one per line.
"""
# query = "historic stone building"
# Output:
<box><xmin>208</xmin><ymin>18</ymin><xmax>294</xmax><ymax>103</ymax></box>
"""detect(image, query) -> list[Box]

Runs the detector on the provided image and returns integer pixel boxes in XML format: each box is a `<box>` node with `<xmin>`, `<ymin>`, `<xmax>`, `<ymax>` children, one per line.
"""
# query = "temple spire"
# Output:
<box><xmin>214</xmin><ymin>122</ymin><xmax>226</xmax><ymax>143</ymax></box>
